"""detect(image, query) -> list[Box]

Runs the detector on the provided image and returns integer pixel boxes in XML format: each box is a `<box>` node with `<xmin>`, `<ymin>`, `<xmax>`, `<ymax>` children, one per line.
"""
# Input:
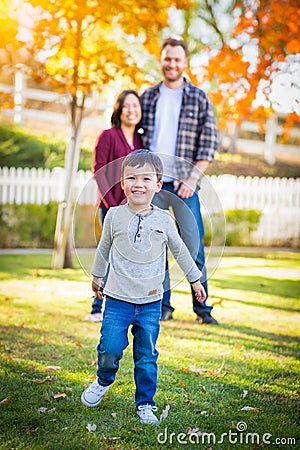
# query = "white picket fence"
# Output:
<box><xmin>0</xmin><ymin>166</ymin><xmax>299</xmax><ymax>246</ymax></box>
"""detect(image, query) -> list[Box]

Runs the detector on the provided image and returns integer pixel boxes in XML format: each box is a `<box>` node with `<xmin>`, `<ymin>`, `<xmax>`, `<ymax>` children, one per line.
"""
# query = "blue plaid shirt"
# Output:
<box><xmin>141</xmin><ymin>79</ymin><xmax>218</xmax><ymax>181</ymax></box>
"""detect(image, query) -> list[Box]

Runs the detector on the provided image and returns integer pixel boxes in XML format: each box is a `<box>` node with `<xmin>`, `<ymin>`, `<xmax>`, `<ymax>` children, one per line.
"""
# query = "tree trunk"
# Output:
<box><xmin>228</xmin><ymin>122</ymin><xmax>239</xmax><ymax>154</ymax></box>
<box><xmin>64</xmin><ymin>230</ymin><xmax>74</xmax><ymax>268</ymax></box>
<box><xmin>51</xmin><ymin>95</ymin><xmax>84</xmax><ymax>269</ymax></box>
<box><xmin>264</xmin><ymin>114</ymin><xmax>276</xmax><ymax>165</ymax></box>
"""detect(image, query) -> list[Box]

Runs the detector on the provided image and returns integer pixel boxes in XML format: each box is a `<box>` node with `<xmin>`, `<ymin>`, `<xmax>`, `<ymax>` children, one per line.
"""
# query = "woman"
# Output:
<box><xmin>86</xmin><ymin>90</ymin><xmax>143</xmax><ymax>322</ymax></box>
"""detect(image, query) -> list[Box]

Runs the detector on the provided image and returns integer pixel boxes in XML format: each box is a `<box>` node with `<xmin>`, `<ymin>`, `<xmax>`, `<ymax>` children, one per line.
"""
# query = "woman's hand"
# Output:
<box><xmin>92</xmin><ymin>276</ymin><xmax>103</xmax><ymax>298</ymax></box>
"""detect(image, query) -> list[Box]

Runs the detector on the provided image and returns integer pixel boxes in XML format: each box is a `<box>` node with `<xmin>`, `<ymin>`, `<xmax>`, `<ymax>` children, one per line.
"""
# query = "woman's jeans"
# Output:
<box><xmin>97</xmin><ymin>297</ymin><xmax>161</xmax><ymax>407</ymax></box>
<box><xmin>152</xmin><ymin>182</ymin><xmax>212</xmax><ymax>317</ymax></box>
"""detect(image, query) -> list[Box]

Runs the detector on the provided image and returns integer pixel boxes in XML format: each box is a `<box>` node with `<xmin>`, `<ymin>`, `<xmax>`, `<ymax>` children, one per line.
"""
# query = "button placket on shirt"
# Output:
<box><xmin>134</xmin><ymin>216</ymin><xmax>144</xmax><ymax>243</ymax></box>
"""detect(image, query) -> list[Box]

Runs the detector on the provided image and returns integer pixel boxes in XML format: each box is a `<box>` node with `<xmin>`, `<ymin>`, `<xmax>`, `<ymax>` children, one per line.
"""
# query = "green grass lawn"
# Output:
<box><xmin>0</xmin><ymin>250</ymin><xmax>299</xmax><ymax>449</ymax></box>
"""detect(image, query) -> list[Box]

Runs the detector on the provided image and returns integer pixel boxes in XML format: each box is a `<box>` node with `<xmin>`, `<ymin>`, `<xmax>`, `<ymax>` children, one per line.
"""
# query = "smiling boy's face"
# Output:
<box><xmin>121</xmin><ymin>163</ymin><xmax>162</xmax><ymax>213</ymax></box>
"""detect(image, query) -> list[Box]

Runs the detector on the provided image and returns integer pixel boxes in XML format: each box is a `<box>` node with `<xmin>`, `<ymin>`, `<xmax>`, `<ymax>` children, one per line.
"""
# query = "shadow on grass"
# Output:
<box><xmin>211</xmin><ymin>274</ymin><xmax>300</xmax><ymax>300</ymax></box>
<box><xmin>221</xmin><ymin>296</ymin><xmax>299</xmax><ymax>313</ymax></box>
<box><xmin>159</xmin><ymin>320</ymin><xmax>300</xmax><ymax>360</ymax></box>
<box><xmin>174</xmin><ymin>287</ymin><xmax>299</xmax><ymax>313</ymax></box>
<box><xmin>0</xmin><ymin>254</ymin><xmax>88</xmax><ymax>282</ymax></box>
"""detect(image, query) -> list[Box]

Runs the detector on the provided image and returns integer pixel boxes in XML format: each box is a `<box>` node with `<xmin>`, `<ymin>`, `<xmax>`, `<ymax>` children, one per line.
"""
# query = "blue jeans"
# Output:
<box><xmin>96</xmin><ymin>297</ymin><xmax>161</xmax><ymax>407</ymax></box>
<box><xmin>152</xmin><ymin>182</ymin><xmax>212</xmax><ymax>317</ymax></box>
<box><xmin>91</xmin><ymin>207</ymin><xmax>108</xmax><ymax>314</ymax></box>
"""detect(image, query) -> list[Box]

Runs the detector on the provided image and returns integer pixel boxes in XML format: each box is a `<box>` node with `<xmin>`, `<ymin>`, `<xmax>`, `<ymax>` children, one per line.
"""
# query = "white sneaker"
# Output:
<box><xmin>85</xmin><ymin>313</ymin><xmax>103</xmax><ymax>322</ymax></box>
<box><xmin>81</xmin><ymin>379</ymin><xmax>109</xmax><ymax>407</ymax></box>
<box><xmin>137</xmin><ymin>404</ymin><xmax>160</xmax><ymax>424</ymax></box>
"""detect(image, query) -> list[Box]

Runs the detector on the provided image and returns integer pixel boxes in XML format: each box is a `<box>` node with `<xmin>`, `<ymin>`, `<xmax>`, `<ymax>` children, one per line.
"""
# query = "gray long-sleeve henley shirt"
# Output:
<box><xmin>92</xmin><ymin>204</ymin><xmax>202</xmax><ymax>304</ymax></box>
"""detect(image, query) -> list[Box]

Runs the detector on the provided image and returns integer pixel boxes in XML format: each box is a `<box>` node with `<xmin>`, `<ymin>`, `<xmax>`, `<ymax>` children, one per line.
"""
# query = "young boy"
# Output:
<box><xmin>81</xmin><ymin>150</ymin><xmax>206</xmax><ymax>424</ymax></box>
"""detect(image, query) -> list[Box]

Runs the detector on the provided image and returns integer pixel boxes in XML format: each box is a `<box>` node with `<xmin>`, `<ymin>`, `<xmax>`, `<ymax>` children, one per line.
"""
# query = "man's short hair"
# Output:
<box><xmin>122</xmin><ymin>150</ymin><xmax>163</xmax><ymax>182</ymax></box>
<box><xmin>161</xmin><ymin>38</ymin><xmax>189</xmax><ymax>58</ymax></box>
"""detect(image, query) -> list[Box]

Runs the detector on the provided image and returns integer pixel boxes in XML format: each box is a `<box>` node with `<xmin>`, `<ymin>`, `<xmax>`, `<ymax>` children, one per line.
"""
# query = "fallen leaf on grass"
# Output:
<box><xmin>38</xmin><ymin>407</ymin><xmax>48</xmax><ymax>414</ymax></box>
<box><xmin>111</xmin><ymin>412</ymin><xmax>117</xmax><ymax>419</ymax></box>
<box><xmin>47</xmin><ymin>354</ymin><xmax>60</xmax><ymax>360</ymax></box>
<box><xmin>51</xmin><ymin>392</ymin><xmax>67</xmax><ymax>399</ymax></box>
<box><xmin>181</xmin><ymin>366</ymin><xmax>203</xmax><ymax>376</ymax></box>
<box><xmin>181</xmin><ymin>367</ymin><xmax>193</xmax><ymax>374</ymax></box>
<box><xmin>26</xmin><ymin>427</ymin><xmax>39</xmax><ymax>434</ymax></box>
<box><xmin>103</xmin><ymin>435</ymin><xmax>120</xmax><ymax>442</ymax></box>
<box><xmin>186</xmin><ymin>427</ymin><xmax>202</xmax><ymax>437</ymax></box>
<box><xmin>160</xmin><ymin>404</ymin><xmax>170</xmax><ymax>422</ymax></box>
<box><xmin>32</xmin><ymin>376</ymin><xmax>56</xmax><ymax>384</ymax></box>
<box><xmin>37</xmin><ymin>407</ymin><xmax>56</xmax><ymax>414</ymax></box>
<box><xmin>182</xmin><ymin>360</ymin><xmax>228</xmax><ymax>378</ymax></box>
<box><xmin>289</xmin><ymin>391</ymin><xmax>300</xmax><ymax>397</ymax></box>
<box><xmin>240</xmin><ymin>406</ymin><xmax>260</xmax><ymax>413</ymax></box>
<box><xmin>258</xmin><ymin>387</ymin><xmax>267</xmax><ymax>393</ymax></box>
<box><xmin>42</xmin><ymin>336</ymin><xmax>55</xmax><ymax>344</ymax></box>
<box><xmin>184</xmin><ymin>393</ymin><xmax>193</xmax><ymax>404</ymax></box>
<box><xmin>0</xmin><ymin>395</ymin><xmax>12</xmax><ymax>404</ymax></box>
<box><xmin>234</xmin><ymin>344</ymin><xmax>244</xmax><ymax>351</ymax></box>
<box><xmin>88</xmin><ymin>359</ymin><xmax>97</xmax><ymax>367</ymax></box>
<box><xmin>45</xmin><ymin>366</ymin><xmax>61</xmax><ymax>372</ymax></box>
<box><xmin>225</xmin><ymin>422</ymin><xmax>237</xmax><ymax>429</ymax></box>
<box><xmin>178</xmin><ymin>380</ymin><xmax>187</xmax><ymax>388</ymax></box>
<box><xmin>86</xmin><ymin>423</ymin><xmax>97</xmax><ymax>432</ymax></box>
<box><xmin>211</xmin><ymin>298</ymin><xmax>224</xmax><ymax>307</ymax></box>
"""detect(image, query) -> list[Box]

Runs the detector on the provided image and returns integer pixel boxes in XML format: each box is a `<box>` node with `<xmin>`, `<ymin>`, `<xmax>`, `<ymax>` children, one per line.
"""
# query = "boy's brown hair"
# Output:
<box><xmin>121</xmin><ymin>150</ymin><xmax>163</xmax><ymax>182</ymax></box>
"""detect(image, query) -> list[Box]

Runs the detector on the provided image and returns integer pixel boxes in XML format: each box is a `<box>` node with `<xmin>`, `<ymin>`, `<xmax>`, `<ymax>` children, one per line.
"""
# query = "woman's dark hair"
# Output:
<box><xmin>111</xmin><ymin>90</ymin><xmax>142</xmax><ymax>129</ymax></box>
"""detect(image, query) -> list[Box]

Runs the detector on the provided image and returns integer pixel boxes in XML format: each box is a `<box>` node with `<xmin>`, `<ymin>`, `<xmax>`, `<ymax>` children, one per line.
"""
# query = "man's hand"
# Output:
<box><xmin>92</xmin><ymin>276</ymin><xmax>103</xmax><ymax>298</ymax></box>
<box><xmin>191</xmin><ymin>280</ymin><xmax>206</xmax><ymax>303</ymax></box>
<box><xmin>177</xmin><ymin>177</ymin><xmax>198</xmax><ymax>198</ymax></box>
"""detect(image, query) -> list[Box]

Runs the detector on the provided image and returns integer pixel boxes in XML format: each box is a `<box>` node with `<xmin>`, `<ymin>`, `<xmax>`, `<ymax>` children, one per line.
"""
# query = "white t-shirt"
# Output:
<box><xmin>150</xmin><ymin>83</ymin><xmax>183</xmax><ymax>182</ymax></box>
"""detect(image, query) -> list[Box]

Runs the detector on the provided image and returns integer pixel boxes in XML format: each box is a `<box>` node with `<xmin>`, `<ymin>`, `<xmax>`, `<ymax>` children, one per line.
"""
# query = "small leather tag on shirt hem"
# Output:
<box><xmin>148</xmin><ymin>289</ymin><xmax>157</xmax><ymax>296</ymax></box>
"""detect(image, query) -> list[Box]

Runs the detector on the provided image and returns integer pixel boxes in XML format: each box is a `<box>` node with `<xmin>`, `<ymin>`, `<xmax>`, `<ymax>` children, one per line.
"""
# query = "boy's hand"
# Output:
<box><xmin>92</xmin><ymin>276</ymin><xmax>103</xmax><ymax>299</ymax></box>
<box><xmin>191</xmin><ymin>280</ymin><xmax>206</xmax><ymax>302</ymax></box>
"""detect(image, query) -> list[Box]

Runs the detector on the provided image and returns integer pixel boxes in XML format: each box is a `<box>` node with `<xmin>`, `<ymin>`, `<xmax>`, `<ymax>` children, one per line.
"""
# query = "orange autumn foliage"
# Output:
<box><xmin>25</xmin><ymin>0</ymin><xmax>192</xmax><ymax>94</ymax></box>
<box><xmin>195</xmin><ymin>0</ymin><xmax>300</xmax><ymax>131</ymax></box>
